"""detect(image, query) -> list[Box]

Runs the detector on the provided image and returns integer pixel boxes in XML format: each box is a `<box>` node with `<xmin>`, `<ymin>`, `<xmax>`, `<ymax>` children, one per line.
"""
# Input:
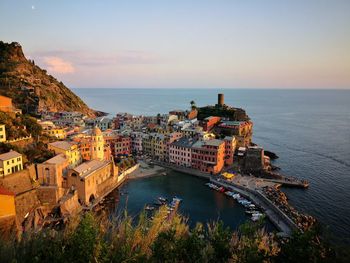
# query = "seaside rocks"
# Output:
<box><xmin>262</xmin><ymin>186</ymin><xmax>315</xmax><ymax>232</ymax></box>
<box><xmin>264</xmin><ymin>150</ymin><xmax>279</xmax><ymax>160</ymax></box>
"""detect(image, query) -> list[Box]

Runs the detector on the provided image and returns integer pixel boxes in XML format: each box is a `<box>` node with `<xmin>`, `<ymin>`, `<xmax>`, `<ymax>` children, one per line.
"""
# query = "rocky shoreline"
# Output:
<box><xmin>262</xmin><ymin>186</ymin><xmax>316</xmax><ymax>231</ymax></box>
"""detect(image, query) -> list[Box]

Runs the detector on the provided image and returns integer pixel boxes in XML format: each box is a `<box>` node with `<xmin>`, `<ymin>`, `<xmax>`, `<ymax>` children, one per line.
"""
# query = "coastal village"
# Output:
<box><xmin>0</xmin><ymin>92</ymin><xmax>314</xmax><ymax>237</ymax></box>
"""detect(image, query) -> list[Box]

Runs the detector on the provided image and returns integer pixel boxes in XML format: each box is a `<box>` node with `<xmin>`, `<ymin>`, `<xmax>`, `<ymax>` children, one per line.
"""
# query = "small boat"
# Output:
<box><xmin>158</xmin><ymin>197</ymin><xmax>168</xmax><ymax>202</ymax></box>
<box><xmin>217</xmin><ymin>187</ymin><xmax>226</xmax><ymax>193</ymax></box>
<box><xmin>251</xmin><ymin>213</ymin><xmax>264</xmax><ymax>222</ymax></box>
<box><xmin>245</xmin><ymin>210</ymin><xmax>260</xmax><ymax>214</ymax></box>
<box><xmin>232</xmin><ymin>194</ymin><xmax>240</xmax><ymax>199</ymax></box>
<box><xmin>145</xmin><ymin>205</ymin><xmax>155</xmax><ymax>211</ymax></box>
<box><xmin>225</xmin><ymin>191</ymin><xmax>233</xmax><ymax>196</ymax></box>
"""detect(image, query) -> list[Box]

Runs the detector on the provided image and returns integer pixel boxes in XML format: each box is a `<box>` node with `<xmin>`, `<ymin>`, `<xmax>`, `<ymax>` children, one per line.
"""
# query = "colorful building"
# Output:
<box><xmin>215</xmin><ymin>120</ymin><xmax>253</xmax><ymax>147</ymax></box>
<box><xmin>42</xmin><ymin>127</ymin><xmax>66</xmax><ymax>139</ymax></box>
<box><xmin>191</xmin><ymin>139</ymin><xmax>225</xmax><ymax>174</ymax></box>
<box><xmin>0</xmin><ymin>151</ymin><xmax>23</xmax><ymax>177</ymax></box>
<box><xmin>73</xmin><ymin>127</ymin><xmax>108</xmax><ymax>162</ymax></box>
<box><xmin>36</xmin><ymin>154</ymin><xmax>70</xmax><ymax>205</ymax></box>
<box><xmin>114</xmin><ymin>136</ymin><xmax>132</xmax><ymax>156</ymax></box>
<box><xmin>169</xmin><ymin>137</ymin><xmax>196</xmax><ymax>167</ymax></box>
<box><xmin>67</xmin><ymin>159</ymin><xmax>114</xmax><ymax>205</ymax></box>
<box><xmin>0</xmin><ymin>95</ymin><xmax>21</xmax><ymax>114</ymax></box>
<box><xmin>223</xmin><ymin>136</ymin><xmax>236</xmax><ymax>166</ymax></box>
<box><xmin>48</xmin><ymin>141</ymin><xmax>81</xmax><ymax>167</ymax></box>
<box><xmin>0</xmin><ymin>124</ymin><xmax>6</xmax><ymax>142</ymax></box>
<box><xmin>200</xmin><ymin>116</ymin><xmax>221</xmax><ymax>132</ymax></box>
<box><xmin>0</xmin><ymin>187</ymin><xmax>16</xmax><ymax>218</ymax></box>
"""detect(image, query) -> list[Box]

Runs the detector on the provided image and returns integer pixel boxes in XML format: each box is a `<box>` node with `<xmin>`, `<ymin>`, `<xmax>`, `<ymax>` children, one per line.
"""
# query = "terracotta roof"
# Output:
<box><xmin>44</xmin><ymin>154</ymin><xmax>68</xmax><ymax>165</ymax></box>
<box><xmin>0</xmin><ymin>151</ymin><xmax>21</xmax><ymax>161</ymax></box>
<box><xmin>92</xmin><ymin>126</ymin><xmax>102</xmax><ymax>136</ymax></box>
<box><xmin>0</xmin><ymin>186</ymin><xmax>15</xmax><ymax>196</ymax></box>
<box><xmin>72</xmin><ymin>160</ymin><xmax>110</xmax><ymax>179</ymax></box>
<box><xmin>49</xmin><ymin>141</ymin><xmax>73</xmax><ymax>151</ymax></box>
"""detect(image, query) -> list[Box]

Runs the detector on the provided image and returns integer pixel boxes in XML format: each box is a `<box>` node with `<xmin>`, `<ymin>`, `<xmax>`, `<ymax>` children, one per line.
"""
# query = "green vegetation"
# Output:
<box><xmin>0</xmin><ymin>207</ymin><xmax>340</xmax><ymax>263</ymax></box>
<box><xmin>197</xmin><ymin>105</ymin><xmax>249</xmax><ymax>121</ymax></box>
<box><xmin>0</xmin><ymin>112</ymin><xmax>55</xmax><ymax>163</ymax></box>
<box><xmin>117</xmin><ymin>157</ymin><xmax>136</xmax><ymax>171</ymax></box>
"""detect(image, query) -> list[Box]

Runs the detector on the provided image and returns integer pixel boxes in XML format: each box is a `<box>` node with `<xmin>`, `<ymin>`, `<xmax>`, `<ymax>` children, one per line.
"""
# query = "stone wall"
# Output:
<box><xmin>0</xmin><ymin>166</ymin><xmax>35</xmax><ymax>194</ymax></box>
<box><xmin>37</xmin><ymin>186</ymin><xmax>59</xmax><ymax>206</ymax></box>
<box><xmin>60</xmin><ymin>191</ymin><xmax>81</xmax><ymax>217</ymax></box>
<box><xmin>15</xmin><ymin>189</ymin><xmax>41</xmax><ymax>223</ymax></box>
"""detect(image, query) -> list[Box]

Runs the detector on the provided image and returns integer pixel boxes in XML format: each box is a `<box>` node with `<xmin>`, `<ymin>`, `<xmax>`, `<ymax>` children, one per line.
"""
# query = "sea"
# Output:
<box><xmin>74</xmin><ymin>88</ymin><xmax>350</xmax><ymax>244</ymax></box>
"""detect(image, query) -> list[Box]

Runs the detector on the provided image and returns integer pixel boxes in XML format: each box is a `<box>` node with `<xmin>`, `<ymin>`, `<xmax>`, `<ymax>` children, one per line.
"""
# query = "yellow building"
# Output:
<box><xmin>67</xmin><ymin>159</ymin><xmax>113</xmax><ymax>205</ymax></box>
<box><xmin>0</xmin><ymin>124</ymin><xmax>6</xmax><ymax>142</ymax></box>
<box><xmin>90</xmin><ymin>126</ymin><xmax>105</xmax><ymax>161</ymax></box>
<box><xmin>48</xmin><ymin>141</ymin><xmax>81</xmax><ymax>167</ymax></box>
<box><xmin>0</xmin><ymin>187</ymin><xmax>16</xmax><ymax>218</ymax></box>
<box><xmin>42</xmin><ymin>128</ymin><xmax>66</xmax><ymax>139</ymax></box>
<box><xmin>0</xmin><ymin>151</ymin><xmax>23</xmax><ymax>177</ymax></box>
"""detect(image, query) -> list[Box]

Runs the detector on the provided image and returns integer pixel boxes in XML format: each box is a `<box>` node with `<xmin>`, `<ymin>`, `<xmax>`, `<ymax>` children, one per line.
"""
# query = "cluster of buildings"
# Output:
<box><xmin>36</xmin><ymin>94</ymin><xmax>258</xmax><ymax>176</ymax></box>
<box><xmin>0</xmin><ymin>93</ymin><xmax>269</xmax><ymax>232</ymax></box>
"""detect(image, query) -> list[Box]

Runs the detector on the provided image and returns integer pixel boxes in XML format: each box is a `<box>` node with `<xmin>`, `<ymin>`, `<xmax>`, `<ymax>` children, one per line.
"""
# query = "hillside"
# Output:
<box><xmin>0</xmin><ymin>41</ymin><xmax>96</xmax><ymax>117</ymax></box>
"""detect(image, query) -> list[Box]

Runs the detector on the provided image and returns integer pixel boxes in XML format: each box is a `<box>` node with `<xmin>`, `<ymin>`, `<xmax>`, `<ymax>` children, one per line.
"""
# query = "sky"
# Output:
<box><xmin>0</xmin><ymin>0</ymin><xmax>350</xmax><ymax>89</ymax></box>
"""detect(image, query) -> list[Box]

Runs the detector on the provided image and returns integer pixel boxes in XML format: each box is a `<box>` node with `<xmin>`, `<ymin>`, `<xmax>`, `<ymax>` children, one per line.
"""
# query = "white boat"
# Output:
<box><xmin>232</xmin><ymin>194</ymin><xmax>240</xmax><ymax>199</ymax></box>
<box><xmin>245</xmin><ymin>210</ymin><xmax>260</xmax><ymax>214</ymax></box>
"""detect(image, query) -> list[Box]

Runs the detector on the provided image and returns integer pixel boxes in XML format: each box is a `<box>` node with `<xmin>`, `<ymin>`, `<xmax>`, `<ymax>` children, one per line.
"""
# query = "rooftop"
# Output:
<box><xmin>73</xmin><ymin>160</ymin><xmax>110</xmax><ymax>179</ymax></box>
<box><xmin>44</xmin><ymin>154</ymin><xmax>68</xmax><ymax>165</ymax></box>
<box><xmin>0</xmin><ymin>150</ymin><xmax>21</xmax><ymax>161</ymax></box>
<box><xmin>49</xmin><ymin>141</ymin><xmax>74</xmax><ymax>151</ymax></box>
<box><xmin>220</xmin><ymin>121</ymin><xmax>245</xmax><ymax>126</ymax></box>
<box><xmin>204</xmin><ymin>139</ymin><xmax>224</xmax><ymax>147</ymax></box>
<box><xmin>171</xmin><ymin>137</ymin><xmax>197</xmax><ymax>148</ymax></box>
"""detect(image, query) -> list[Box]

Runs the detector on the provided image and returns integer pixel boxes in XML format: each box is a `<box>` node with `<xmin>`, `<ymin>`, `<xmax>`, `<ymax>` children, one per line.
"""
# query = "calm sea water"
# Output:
<box><xmin>115</xmin><ymin>171</ymin><xmax>264</xmax><ymax>230</ymax></box>
<box><xmin>74</xmin><ymin>88</ymin><xmax>350</xmax><ymax>243</ymax></box>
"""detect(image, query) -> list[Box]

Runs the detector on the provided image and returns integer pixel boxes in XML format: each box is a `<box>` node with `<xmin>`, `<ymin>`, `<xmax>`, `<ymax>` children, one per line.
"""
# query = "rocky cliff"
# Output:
<box><xmin>0</xmin><ymin>41</ymin><xmax>96</xmax><ymax>117</ymax></box>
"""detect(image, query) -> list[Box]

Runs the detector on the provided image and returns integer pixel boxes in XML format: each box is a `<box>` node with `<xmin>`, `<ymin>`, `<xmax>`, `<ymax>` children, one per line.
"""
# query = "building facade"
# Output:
<box><xmin>169</xmin><ymin>137</ymin><xmax>196</xmax><ymax>167</ymax></box>
<box><xmin>191</xmin><ymin>139</ymin><xmax>225</xmax><ymax>174</ymax></box>
<box><xmin>48</xmin><ymin>141</ymin><xmax>81</xmax><ymax>167</ymax></box>
<box><xmin>0</xmin><ymin>124</ymin><xmax>6</xmax><ymax>142</ymax></box>
<box><xmin>0</xmin><ymin>151</ymin><xmax>23</xmax><ymax>177</ymax></box>
<box><xmin>67</xmin><ymin>160</ymin><xmax>114</xmax><ymax>205</ymax></box>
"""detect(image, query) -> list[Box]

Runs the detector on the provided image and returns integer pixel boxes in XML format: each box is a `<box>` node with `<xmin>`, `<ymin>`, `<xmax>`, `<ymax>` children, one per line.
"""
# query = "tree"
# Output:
<box><xmin>64</xmin><ymin>213</ymin><xmax>104</xmax><ymax>263</ymax></box>
<box><xmin>190</xmin><ymin>100</ymin><xmax>196</xmax><ymax>110</ymax></box>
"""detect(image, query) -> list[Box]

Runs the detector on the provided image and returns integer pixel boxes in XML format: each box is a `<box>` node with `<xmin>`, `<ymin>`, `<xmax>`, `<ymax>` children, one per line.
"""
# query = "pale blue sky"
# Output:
<box><xmin>1</xmin><ymin>0</ymin><xmax>349</xmax><ymax>89</ymax></box>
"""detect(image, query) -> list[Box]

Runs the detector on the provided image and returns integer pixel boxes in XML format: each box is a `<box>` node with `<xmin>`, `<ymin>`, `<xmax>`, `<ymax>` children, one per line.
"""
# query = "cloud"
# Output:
<box><xmin>31</xmin><ymin>50</ymin><xmax>163</xmax><ymax>68</ymax></box>
<box><xmin>43</xmin><ymin>57</ymin><xmax>75</xmax><ymax>74</ymax></box>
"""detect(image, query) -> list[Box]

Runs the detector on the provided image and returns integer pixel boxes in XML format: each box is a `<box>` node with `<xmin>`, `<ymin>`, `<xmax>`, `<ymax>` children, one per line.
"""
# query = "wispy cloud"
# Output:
<box><xmin>43</xmin><ymin>57</ymin><xmax>75</xmax><ymax>74</ymax></box>
<box><xmin>30</xmin><ymin>50</ymin><xmax>163</xmax><ymax>68</ymax></box>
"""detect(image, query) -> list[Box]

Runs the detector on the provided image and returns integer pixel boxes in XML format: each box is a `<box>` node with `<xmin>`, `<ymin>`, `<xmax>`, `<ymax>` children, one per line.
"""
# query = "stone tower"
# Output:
<box><xmin>91</xmin><ymin>126</ymin><xmax>104</xmax><ymax>161</ymax></box>
<box><xmin>218</xmin><ymin>93</ymin><xmax>224</xmax><ymax>106</ymax></box>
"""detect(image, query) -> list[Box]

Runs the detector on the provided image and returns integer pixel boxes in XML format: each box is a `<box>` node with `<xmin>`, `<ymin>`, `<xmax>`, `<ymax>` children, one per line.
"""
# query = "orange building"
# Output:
<box><xmin>201</xmin><ymin>116</ymin><xmax>221</xmax><ymax>132</ymax></box>
<box><xmin>73</xmin><ymin>127</ymin><xmax>111</xmax><ymax>162</ymax></box>
<box><xmin>0</xmin><ymin>95</ymin><xmax>21</xmax><ymax>114</ymax></box>
<box><xmin>191</xmin><ymin>139</ymin><xmax>225</xmax><ymax>174</ymax></box>
<box><xmin>0</xmin><ymin>187</ymin><xmax>16</xmax><ymax>218</ymax></box>
<box><xmin>223</xmin><ymin>136</ymin><xmax>236</xmax><ymax>166</ymax></box>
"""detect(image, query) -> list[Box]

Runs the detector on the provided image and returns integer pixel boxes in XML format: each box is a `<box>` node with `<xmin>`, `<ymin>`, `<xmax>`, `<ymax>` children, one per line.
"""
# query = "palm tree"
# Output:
<box><xmin>190</xmin><ymin>100</ymin><xmax>196</xmax><ymax>110</ymax></box>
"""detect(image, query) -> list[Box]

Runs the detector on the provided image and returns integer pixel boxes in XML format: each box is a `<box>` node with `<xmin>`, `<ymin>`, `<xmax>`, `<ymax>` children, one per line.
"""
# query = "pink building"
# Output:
<box><xmin>169</xmin><ymin>137</ymin><xmax>196</xmax><ymax>167</ymax></box>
